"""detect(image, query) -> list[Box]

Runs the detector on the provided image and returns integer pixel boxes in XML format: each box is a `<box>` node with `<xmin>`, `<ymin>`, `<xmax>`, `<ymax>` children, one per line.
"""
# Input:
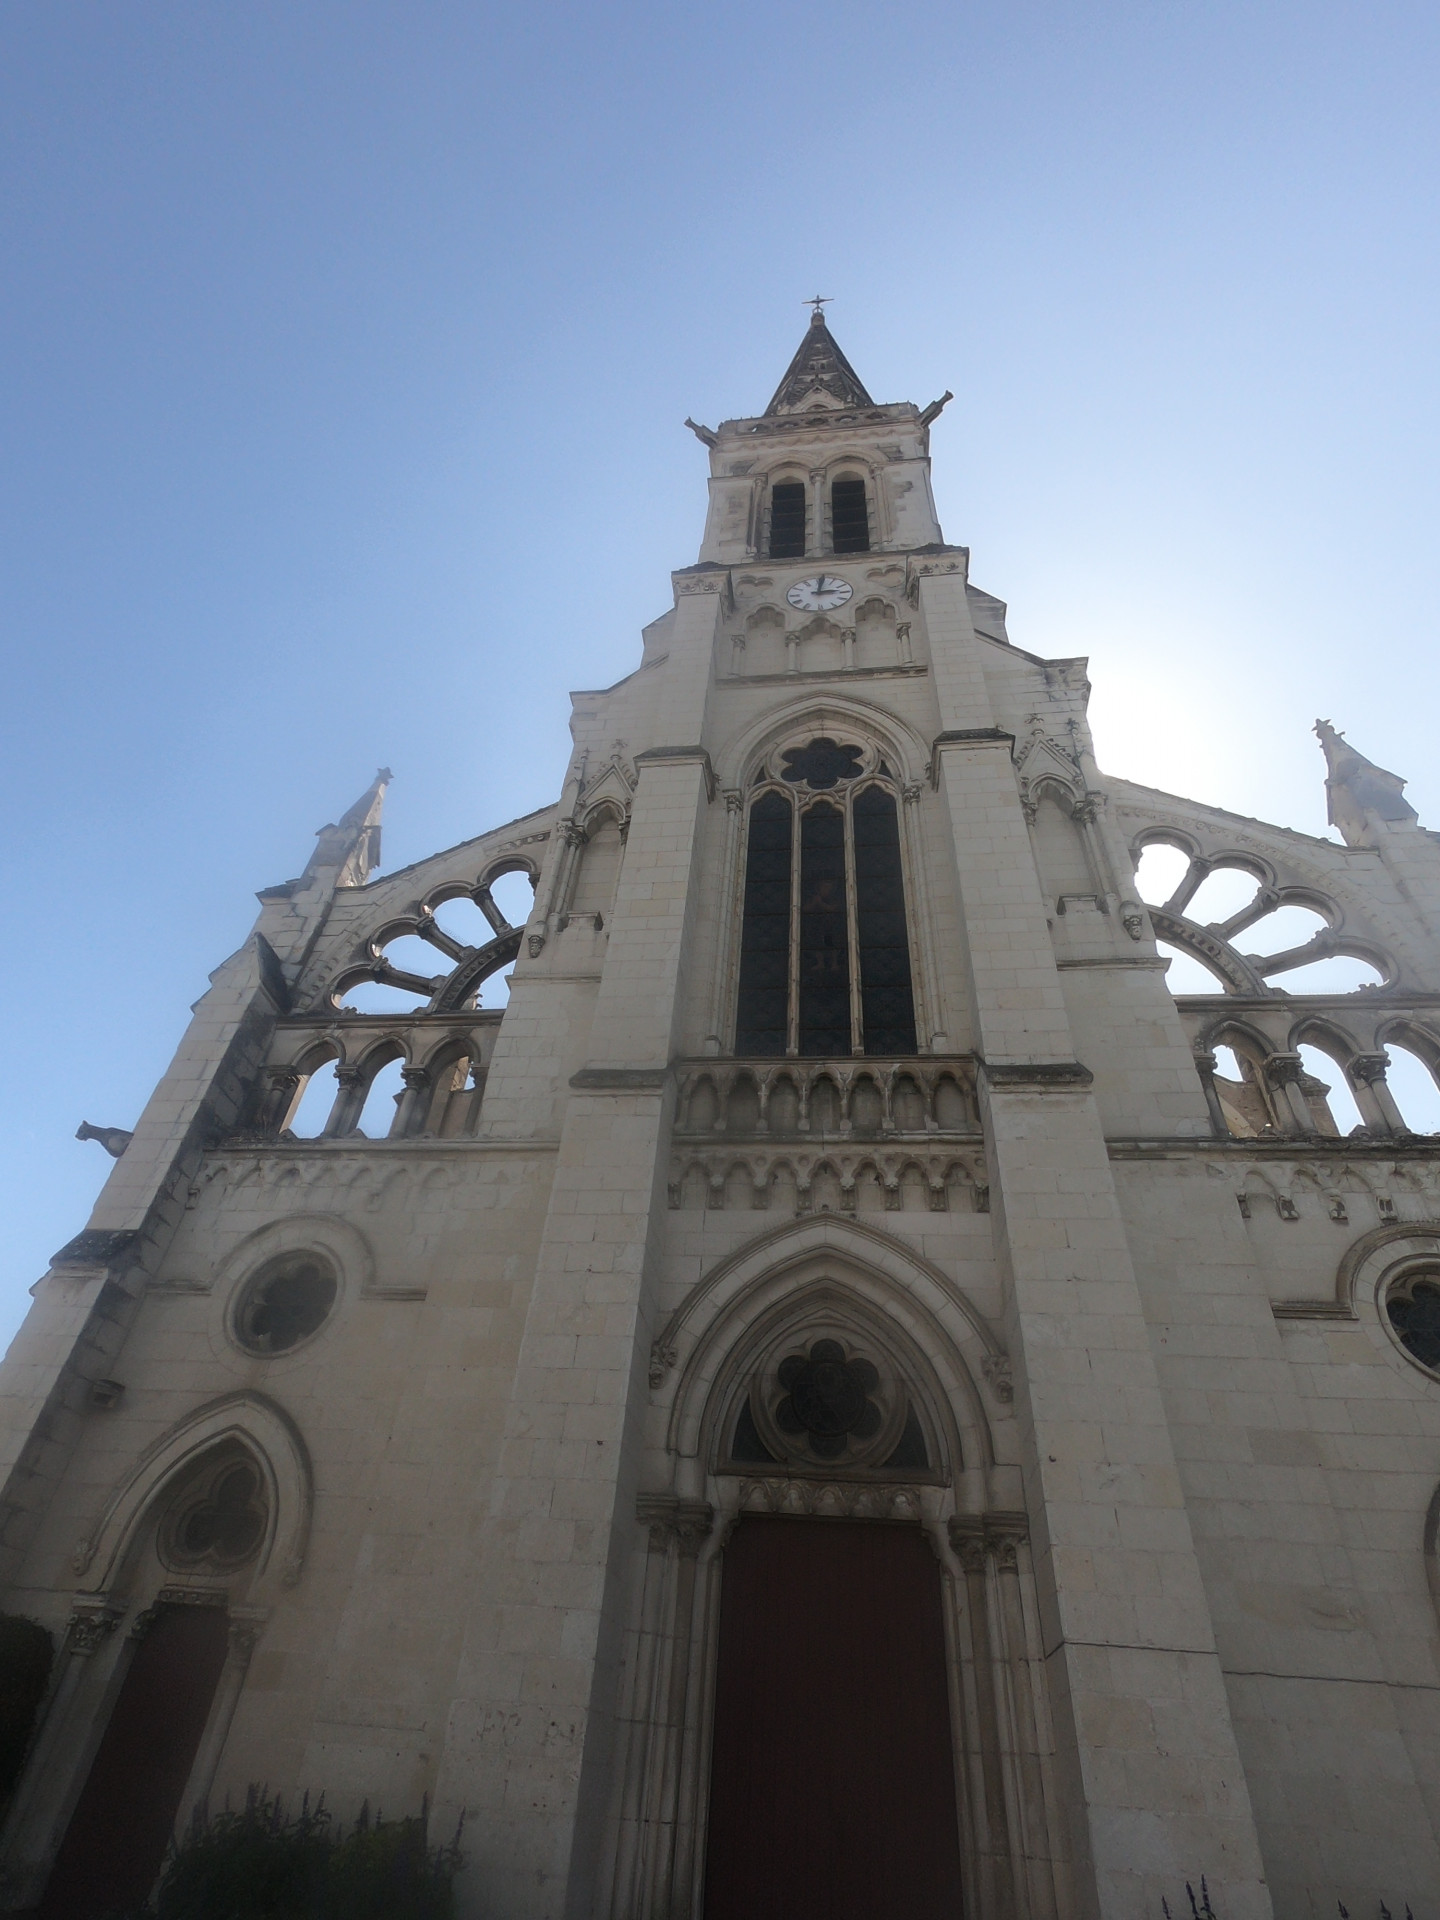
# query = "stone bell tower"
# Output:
<box><xmin>3</xmin><ymin>309</ymin><xmax>1440</xmax><ymax>1920</ymax></box>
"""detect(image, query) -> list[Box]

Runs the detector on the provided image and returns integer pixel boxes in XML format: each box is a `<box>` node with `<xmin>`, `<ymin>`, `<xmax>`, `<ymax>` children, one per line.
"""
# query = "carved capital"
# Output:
<box><xmin>984</xmin><ymin>1510</ymin><xmax>1029</xmax><ymax>1569</ymax></box>
<box><xmin>637</xmin><ymin>1493</ymin><xmax>714</xmax><ymax>1557</ymax></box>
<box><xmin>65</xmin><ymin>1608</ymin><xmax>121</xmax><ymax>1657</ymax></box>
<box><xmin>723</xmin><ymin>788</ymin><xmax>744</xmax><ymax>814</ymax></box>
<box><xmin>949</xmin><ymin>1509</ymin><xmax>1028</xmax><ymax>1571</ymax></box>
<box><xmin>400</xmin><ymin>1067</ymin><xmax>432</xmax><ymax>1092</ymax></box>
<box><xmin>1263</xmin><ymin>1052</ymin><xmax>1307</xmax><ymax>1088</ymax></box>
<box><xmin>1349</xmin><ymin>1051</ymin><xmax>1391</xmax><ymax>1086</ymax></box>
<box><xmin>947</xmin><ymin>1516</ymin><xmax>987</xmax><ymax>1573</ymax></box>
<box><xmin>228</xmin><ymin>1618</ymin><xmax>265</xmax><ymax>1665</ymax></box>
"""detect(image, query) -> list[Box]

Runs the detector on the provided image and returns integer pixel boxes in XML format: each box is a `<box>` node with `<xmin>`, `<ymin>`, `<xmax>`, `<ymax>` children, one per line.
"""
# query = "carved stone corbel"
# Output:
<box><xmin>980</xmin><ymin>1351</ymin><xmax>1013</xmax><ymax>1403</ymax></box>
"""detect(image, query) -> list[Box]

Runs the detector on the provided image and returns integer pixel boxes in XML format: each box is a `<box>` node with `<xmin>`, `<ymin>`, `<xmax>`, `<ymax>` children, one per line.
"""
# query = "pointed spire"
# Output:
<box><xmin>1314</xmin><ymin>721</ymin><xmax>1417</xmax><ymax>846</ymax></box>
<box><xmin>764</xmin><ymin>306</ymin><xmax>874</xmax><ymax>416</ymax></box>
<box><xmin>303</xmin><ymin>767</ymin><xmax>393</xmax><ymax>887</ymax></box>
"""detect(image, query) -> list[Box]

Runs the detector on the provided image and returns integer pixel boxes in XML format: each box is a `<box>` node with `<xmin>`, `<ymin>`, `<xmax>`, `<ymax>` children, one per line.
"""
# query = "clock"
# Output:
<box><xmin>786</xmin><ymin>573</ymin><xmax>853</xmax><ymax>613</ymax></box>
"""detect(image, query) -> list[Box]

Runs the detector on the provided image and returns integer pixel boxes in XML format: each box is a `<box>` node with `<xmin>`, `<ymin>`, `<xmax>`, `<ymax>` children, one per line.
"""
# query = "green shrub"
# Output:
<box><xmin>143</xmin><ymin>1787</ymin><xmax>463</xmax><ymax>1919</ymax></box>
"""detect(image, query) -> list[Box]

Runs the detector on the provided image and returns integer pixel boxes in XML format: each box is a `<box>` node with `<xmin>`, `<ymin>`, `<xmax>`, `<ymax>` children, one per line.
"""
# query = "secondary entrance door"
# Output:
<box><xmin>704</xmin><ymin>1516</ymin><xmax>965</xmax><ymax>1920</ymax></box>
<box><xmin>38</xmin><ymin>1602</ymin><xmax>230</xmax><ymax>1920</ymax></box>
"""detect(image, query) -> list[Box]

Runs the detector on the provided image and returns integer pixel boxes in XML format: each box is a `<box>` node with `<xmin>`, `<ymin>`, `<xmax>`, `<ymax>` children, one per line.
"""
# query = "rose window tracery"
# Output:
<box><xmin>232</xmin><ymin>1254</ymin><xmax>337</xmax><ymax>1355</ymax></box>
<box><xmin>726</xmin><ymin>1331</ymin><xmax>933</xmax><ymax>1473</ymax></box>
<box><xmin>775</xmin><ymin>1340</ymin><xmax>881</xmax><ymax>1458</ymax></box>
<box><xmin>1131</xmin><ymin>841</ymin><xmax>1391</xmax><ymax>997</ymax></box>
<box><xmin>1386</xmin><ymin>1275</ymin><xmax>1440</xmax><ymax>1373</ymax></box>
<box><xmin>779</xmin><ymin>739</ymin><xmax>863</xmax><ymax>790</ymax></box>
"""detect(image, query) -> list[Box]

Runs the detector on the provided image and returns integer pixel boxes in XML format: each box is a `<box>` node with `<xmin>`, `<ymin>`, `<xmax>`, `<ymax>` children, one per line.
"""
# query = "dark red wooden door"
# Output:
<box><xmin>39</xmin><ymin>1603</ymin><xmax>230</xmax><ymax>1920</ymax></box>
<box><xmin>704</xmin><ymin>1517</ymin><xmax>964</xmax><ymax>1919</ymax></box>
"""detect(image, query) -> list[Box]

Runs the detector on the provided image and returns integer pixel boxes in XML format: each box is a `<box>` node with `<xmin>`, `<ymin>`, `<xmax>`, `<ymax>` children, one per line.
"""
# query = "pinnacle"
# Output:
<box><xmin>764</xmin><ymin>309</ymin><xmax>874</xmax><ymax>417</ymax></box>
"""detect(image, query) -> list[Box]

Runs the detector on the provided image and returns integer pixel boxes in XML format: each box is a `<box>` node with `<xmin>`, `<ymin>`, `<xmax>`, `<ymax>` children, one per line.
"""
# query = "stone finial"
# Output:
<box><xmin>1314</xmin><ymin>720</ymin><xmax>1417</xmax><ymax>847</ymax></box>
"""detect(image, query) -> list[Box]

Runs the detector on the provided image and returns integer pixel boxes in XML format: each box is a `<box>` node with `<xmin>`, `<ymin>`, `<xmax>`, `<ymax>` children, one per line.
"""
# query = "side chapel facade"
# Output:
<box><xmin>1</xmin><ymin>313</ymin><xmax>1439</xmax><ymax>1918</ymax></box>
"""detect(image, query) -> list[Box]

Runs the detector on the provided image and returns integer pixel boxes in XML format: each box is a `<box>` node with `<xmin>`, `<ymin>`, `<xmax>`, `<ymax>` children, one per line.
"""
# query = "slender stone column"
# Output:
<box><xmin>1349</xmin><ymin>1050</ymin><xmax>1407</xmax><ymax>1134</ymax></box>
<box><xmin>920</xmin><ymin>566</ymin><xmax>1272</xmax><ymax>1918</ymax></box>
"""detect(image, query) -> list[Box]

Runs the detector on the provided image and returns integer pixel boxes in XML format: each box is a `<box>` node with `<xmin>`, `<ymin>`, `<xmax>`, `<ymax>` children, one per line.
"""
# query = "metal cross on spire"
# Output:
<box><xmin>805</xmin><ymin>295</ymin><xmax>832</xmax><ymax>320</ymax></box>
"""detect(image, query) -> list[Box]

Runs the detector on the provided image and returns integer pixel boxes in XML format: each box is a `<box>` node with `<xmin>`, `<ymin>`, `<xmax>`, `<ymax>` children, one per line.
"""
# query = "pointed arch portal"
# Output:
<box><xmin>704</xmin><ymin>1515</ymin><xmax>964</xmax><ymax>1920</ymax></box>
<box><xmin>36</xmin><ymin>1602</ymin><xmax>231</xmax><ymax>1920</ymax></box>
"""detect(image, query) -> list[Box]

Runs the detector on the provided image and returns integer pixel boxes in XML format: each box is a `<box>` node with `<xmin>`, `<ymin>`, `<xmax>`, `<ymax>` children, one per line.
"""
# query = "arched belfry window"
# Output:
<box><xmin>768</xmin><ymin>480</ymin><xmax>807</xmax><ymax>559</ymax></box>
<box><xmin>734</xmin><ymin>738</ymin><xmax>917</xmax><ymax>1057</ymax></box>
<box><xmin>830</xmin><ymin>475</ymin><xmax>870</xmax><ymax>553</ymax></box>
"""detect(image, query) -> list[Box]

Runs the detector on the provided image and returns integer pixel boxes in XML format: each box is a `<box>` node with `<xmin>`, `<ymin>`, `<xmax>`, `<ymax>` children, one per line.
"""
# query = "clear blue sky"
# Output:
<box><xmin>4</xmin><ymin>1</ymin><xmax>1439</xmax><ymax>1346</ymax></box>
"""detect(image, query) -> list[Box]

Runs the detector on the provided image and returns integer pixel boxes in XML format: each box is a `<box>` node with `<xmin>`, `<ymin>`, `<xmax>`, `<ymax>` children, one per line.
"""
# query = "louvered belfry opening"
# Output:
<box><xmin>733</xmin><ymin>743</ymin><xmax>918</xmax><ymax>1058</ymax></box>
<box><xmin>768</xmin><ymin>482</ymin><xmax>807</xmax><ymax>558</ymax></box>
<box><xmin>830</xmin><ymin>476</ymin><xmax>870</xmax><ymax>553</ymax></box>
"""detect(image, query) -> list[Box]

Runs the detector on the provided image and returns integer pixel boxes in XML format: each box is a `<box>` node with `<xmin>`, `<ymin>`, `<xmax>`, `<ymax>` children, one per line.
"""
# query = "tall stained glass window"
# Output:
<box><xmin>733</xmin><ymin>740</ymin><xmax>918</xmax><ymax>1057</ymax></box>
<box><xmin>734</xmin><ymin>791</ymin><xmax>793</xmax><ymax>1055</ymax></box>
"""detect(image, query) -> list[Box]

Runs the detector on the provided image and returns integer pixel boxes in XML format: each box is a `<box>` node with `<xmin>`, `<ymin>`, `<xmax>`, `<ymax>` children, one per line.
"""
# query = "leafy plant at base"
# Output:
<box><xmin>143</xmin><ymin>1786</ymin><xmax>463</xmax><ymax>1919</ymax></box>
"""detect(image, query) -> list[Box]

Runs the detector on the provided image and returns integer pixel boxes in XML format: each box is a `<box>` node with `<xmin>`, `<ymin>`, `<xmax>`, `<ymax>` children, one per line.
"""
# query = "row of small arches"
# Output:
<box><xmin>278</xmin><ymin>1034</ymin><xmax>492</xmax><ymax>1141</ymax></box>
<box><xmin>1201</xmin><ymin>1019</ymin><xmax>1440</xmax><ymax>1138</ymax></box>
<box><xmin>679</xmin><ymin>1069</ymin><xmax>974</xmax><ymax>1136</ymax></box>
<box><xmin>671</xmin><ymin>1158</ymin><xmax>980</xmax><ymax>1213</ymax></box>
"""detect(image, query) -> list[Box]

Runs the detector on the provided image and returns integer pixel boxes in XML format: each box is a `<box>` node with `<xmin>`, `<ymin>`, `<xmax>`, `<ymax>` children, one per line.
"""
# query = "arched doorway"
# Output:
<box><xmin>704</xmin><ymin>1515</ymin><xmax>963</xmax><ymax>1919</ymax></box>
<box><xmin>608</xmin><ymin>1223</ymin><xmax>1068</xmax><ymax>1920</ymax></box>
<box><xmin>37</xmin><ymin>1444</ymin><xmax>271</xmax><ymax>1917</ymax></box>
<box><xmin>37</xmin><ymin>1599</ymin><xmax>231</xmax><ymax>1919</ymax></box>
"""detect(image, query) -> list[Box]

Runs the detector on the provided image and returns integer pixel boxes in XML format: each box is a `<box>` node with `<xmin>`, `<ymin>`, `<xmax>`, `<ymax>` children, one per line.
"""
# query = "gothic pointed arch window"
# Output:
<box><xmin>734</xmin><ymin>737</ymin><xmax>917</xmax><ymax>1057</ymax></box>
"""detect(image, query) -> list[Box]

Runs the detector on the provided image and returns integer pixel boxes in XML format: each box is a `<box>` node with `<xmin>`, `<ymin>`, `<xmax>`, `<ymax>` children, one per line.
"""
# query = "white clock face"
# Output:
<box><xmin>786</xmin><ymin>573</ymin><xmax>854</xmax><ymax>613</ymax></box>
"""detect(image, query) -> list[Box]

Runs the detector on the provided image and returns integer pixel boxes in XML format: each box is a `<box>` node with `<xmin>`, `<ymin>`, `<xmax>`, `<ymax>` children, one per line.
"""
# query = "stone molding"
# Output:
<box><xmin>980</xmin><ymin>1060</ymin><xmax>1094</xmax><ymax>1090</ymax></box>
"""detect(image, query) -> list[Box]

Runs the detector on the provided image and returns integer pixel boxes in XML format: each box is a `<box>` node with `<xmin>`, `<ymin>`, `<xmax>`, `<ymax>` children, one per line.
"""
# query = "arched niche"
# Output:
<box><xmin>72</xmin><ymin>1390</ymin><xmax>313</xmax><ymax>1603</ymax></box>
<box><xmin>652</xmin><ymin>1216</ymin><xmax>1007</xmax><ymax>1496</ymax></box>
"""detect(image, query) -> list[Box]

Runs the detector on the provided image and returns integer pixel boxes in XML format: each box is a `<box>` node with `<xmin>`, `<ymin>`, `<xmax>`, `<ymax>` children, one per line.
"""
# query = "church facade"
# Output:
<box><xmin>1</xmin><ymin>313</ymin><xmax>1438</xmax><ymax>1918</ymax></box>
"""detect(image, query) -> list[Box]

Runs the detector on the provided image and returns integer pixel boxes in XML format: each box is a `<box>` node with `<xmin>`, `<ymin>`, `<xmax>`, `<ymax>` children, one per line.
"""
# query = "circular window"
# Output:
<box><xmin>233</xmin><ymin>1254</ymin><xmax>337</xmax><ymax>1355</ymax></box>
<box><xmin>161</xmin><ymin>1459</ymin><xmax>268</xmax><ymax>1573</ymax></box>
<box><xmin>1386</xmin><ymin>1272</ymin><xmax>1440</xmax><ymax>1373</ymax></box>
